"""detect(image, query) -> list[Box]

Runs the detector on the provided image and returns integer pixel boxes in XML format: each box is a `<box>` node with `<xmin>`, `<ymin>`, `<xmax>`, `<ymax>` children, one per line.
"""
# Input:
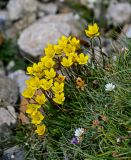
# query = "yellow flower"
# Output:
<box><xmin>41</xmin><ymin>56</ymin><xmax>55</xmax><ymax>68</ymax></box>
<box><xmin>22</xmin><ymin>87</ymin><xmax>35</xmax><ymax>98</ymax></box>
<box><xmin>25</xmin><ymin>77</ymin><xmax>40</xmax><ymax>90</ymax></box>
<box><xmin>69</xmin><ymin>37</ymin><xmax>80</xmax><ymax>49</ymax></box>
<box><xmin>26</xmin><ymin>104</ymin><xmax>41</xmax><ymax>116</ymax></box>
<box><xmin>35</xmin><ymin>124</ymin><xmax>46</xmax><ymax>136</ymax></box>
<box><xmin>31</xmin><ymin>111</ymin><xmax>44</xmax><ymax>125</ymax></box>
<box><xmin>40</xmin><ymin>79</ymin><xmax>53</xmax><ymax>90</ymax></box>
<box><xmin>37</xmin><ymin>62</ymin><xmax>45</xmax><ymax>70</ymax></box>
<box><xmin>32</xmin><ymin>63</ymin><xmax>41</xmax><ymax>72</ymax></box>
<box><xmin>45</xmin><ymin>68</ymin><xmax>56</xmax><ymax>79</ymax></box>
<box><xmin>27</xmin><ymin>66</ymin><xmax>33</xmax><ymax>75</ymax></box>
<box><xmin>85</xmin><ymin>23</ymin><xmax>100</xmax><ymax>38</ymax></box>
<box><xmin>77</xmin><ymin>53</ymin><xmax>89</xmax><ymax>65</ymax></box>
<box><xmin>61</xmin><ymin>57</ymin><xmax>73</xmax><ymax>67</ymax></box>
<box><xmin>35</xmin><ymin>94</ymin><xmax>47</xmax><ymax>104</ymax></box>
<box><xmin>53</xmin><ymin>92</ymin><xmax>65</xmax><ymax>104</ymax></box>
<box><xmin>68</xmin><ymin>52</ymin><xmax>78</xmax><ymax>62</ymax></box>
<box><xmin>52</xmin><ymin>82</ymin><xmax>64</xmax><ymax>93</ymax></box>
<box><xmin>54</xmin><ymin>44</ymin><xmax>62</xmax><ymax>55</ymax></box>
<box><xmin>58</xmin><ymin>35</ymin><xmax>68</xmax><ymax>49</ymax></box>
<box><xmin>55</xmin><ymin>74</ymin><xmax>65</xmax><ymax>83</ymax></box>
<box><xmin>45</xmin><ymin>44</ymin><xmax>55</xmax><ymax>58</ymax></box>
<box><xmin>64</xmin><ymin>44</ymin><xmax>76</xmax><ymax>56</ymax></box>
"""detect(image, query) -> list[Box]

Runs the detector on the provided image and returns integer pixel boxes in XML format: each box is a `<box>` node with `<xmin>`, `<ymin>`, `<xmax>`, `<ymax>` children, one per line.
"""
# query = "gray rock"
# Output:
<box><xmin>0</xmin><ymin>123</ymin><xmax>12</xmax><ymax>142</ymax></box>
<box><xmin>14</xmin><ymin>13</ymin><xmax>36</xmax><ymax>31</ymax></box>
<box><xmin>7</xmin><ymin>0</ymin><xmax>38</xmax><ymax>21</ymax></box>
<box><xmin>0</xmin><ymin>10</ymin><xmax>9</xmax><ymax>25</ymax></box>
<box><xmin>121</xmin><ymin>24</ymin><xmax>131</xmax><ymax>39</ymax></box>
<box><xmin>3</xmin><ymin>146</ymin><xmax>25</xmax><ymax>160</ymax></box>
<box><xmin>106</xmin><ymin>2</ymin><xmax>131</xmax><ymax>26</ymax></box>
<box><xmin>23</xmin><ymin>0</ymin><xmax>38</xmax><ymax>13</ymax></box>
<box><xmin>5</xmin><ymin>26</ymin><xmax>19</xmax><ymax>39</ymax></box>
<box><xmin>38</xmin><ymin>2</ymin><xmax>58</xmax><ymax>14</ymax></box>
<box><xmin>0</xmin><ymin>76</ymin><xmax>19</xmax><ymax>105</ymax></box>
<box><xmin>0</xmin><ymin>105</ymin><xmax>17</xmax><ymax>126</ymax></box>
<box><xmin>7</xmin><ymin>0</ymin><xmax>24</xmax><ymax>21</ymax></box>
<box><xmin>126</xmin><ymin>26</ymin><xmax>131</xmax><ymax>38</ymax></box>
<box><xmin>8</xmin><ymin>70</ymin><xmax>29</xmax><ymax>94</ymax></box>
<box><xmin>6</xmin><ymin>60</ymin><xmax>15</xmax><ymax>71</ymax></box>
<box><xmin>0</xmin><ymin>60</ymin><xmax>5</xmax><ymax>76</ymax></box>
<box><xmin>18</xmin><ymin>13</ymin><xmax>75</xmax><ymax>57</ymax></box>
<box><xmin>6</xmin><ymin>13</ymin><xmax>36</xmax><ymax>39</ymax></box>
<box><xmin>37</xmin><ymin>11</ymin><xmax>45</xmax><ymax>18</ymax></box>
<box><xmin>126</xmin><ymin>27</ymin><xmax>131</xmax><ymax>38</ymax></box>
<box><xmin>80</xmin><ymin>0</ymin><xmax>98</xmax><ymax>9</ymax></box>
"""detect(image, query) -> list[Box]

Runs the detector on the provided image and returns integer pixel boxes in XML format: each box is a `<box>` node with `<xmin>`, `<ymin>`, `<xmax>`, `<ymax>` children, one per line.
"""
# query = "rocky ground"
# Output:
<box><xmin>0</xmin><ymin>0</ymin><xmax>131</xmax><ymax>159</ymax></box>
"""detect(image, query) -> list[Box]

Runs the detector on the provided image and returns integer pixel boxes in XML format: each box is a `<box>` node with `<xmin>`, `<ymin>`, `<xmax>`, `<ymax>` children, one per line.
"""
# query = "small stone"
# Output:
<box><xmin>7</xmin><ymin>0</ymin><xmax>38</xmax><ymax>21</ymax></box>
<box><xmin>14</xmin><ymin>13</ymin><xmax>36</xmax><ymax>31</ymax></box>
<box><xmin>120</xmin><ymin>24</ymin><xmax>131</xmax><ymax>39</ymax></box>
<box><xmin>0</xmin><ymin>106</ymin><xmax>17</xmax><ymax>126</ymax></box>
<box><xmin>0</xmin><ymin>60</ymin><xmax>5</xmax><ymax>75</ymax></box>
<box><xmin>6</xmin><ymin>60</ymin><xmax>15</xmax><ymax>71</ymax></box>
<box><xmin>8</xmin><ymin>70</ymin><xmax>29</xmax><ymax>94</ymax></box>
<box><xmin>38</xmin><ymin>2</ymin><xmax>58</xmax><ymax>14</ymax></box>
<box><xmin>6</xmin><ymin>26</ymin><xmax>19</xmax><ymax>39</ymax></box>
<box><xmin>3</xmin><ymin>146</ymin><xmax>25</xmax><ymax>160</ymax></box>
<box><xmin>37</xmin><ymin>11</ymin><xmax>45</xmax><ymax>18</ymax></box>
<box><xmin>7</xmin><ymin>0</ymin><xmax>24</xmax><ymax>21</ymax></box>
<box><xmin>0</xmin><ymin>76</ymin><xmax>19</xmax><ymax>105</ymax></box>
<box><xmin>126</xmin><ymin>26</ymin><xmax>131</xmax><ymax>38</ymax></box>
<box><xmin>80</xmin><ymin>0</ymin><xmax>98</xmax><ymax>9</ymax></box>
<box><xmin>0</xmin><ymin>123</ymin><xmax>12</xmax><ymax>141</ymax></box>
<box><xmin>23</xmin><ymin>0</ymin><xmax>38</xmax><ymax>13</ymax></box>
<box><xmin>106</xmin><ymin>2</ymin><xmax>131</xmax><ymax>26</ymax></box>
<box><xmin>0</xmin><ymin>10</ymin><xmax>9</xmax><ymax>25</ymax></box>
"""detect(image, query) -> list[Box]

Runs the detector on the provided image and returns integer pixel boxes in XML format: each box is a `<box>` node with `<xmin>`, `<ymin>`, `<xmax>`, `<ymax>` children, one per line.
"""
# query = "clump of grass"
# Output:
<box><xmin>45</xmin><ymin>42</ymin><xmax>131</xmax><ymax>159</ymax></box>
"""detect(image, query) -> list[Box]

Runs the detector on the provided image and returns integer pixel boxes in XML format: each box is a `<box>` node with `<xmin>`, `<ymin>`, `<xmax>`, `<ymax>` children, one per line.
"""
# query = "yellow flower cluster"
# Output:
<box><xmin>22</xmin><ymin>35</ymin><xmax>89</xmax><ymax>136</ymax></box>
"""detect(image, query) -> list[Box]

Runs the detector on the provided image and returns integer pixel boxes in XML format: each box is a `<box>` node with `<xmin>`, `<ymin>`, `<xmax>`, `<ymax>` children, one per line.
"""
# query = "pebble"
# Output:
<box><xmin>3</xmin><ymin>146</ymin><xmax>25</xmax><ymax>160</ymax></box>
<box><xmin>7</xmin><ymin>0</ymin><xmax>24</xmax><ymax>21</ymax></box>
<box><xmin>0</xmin><ymin>76</ymin><xmax>19</xmax><ymax>105</ymax></box>
<box><xmin>0</xmin><ymin>105</ymin><xmax>17</xmax><ymax>126</ymax></box>
<box><xmin>106</xmin><ymin>2</ymin><xmax>131</xmax><ymax>26</ymax></box>
<box><xmin>8</xmin><ymin>70</ymin><xmax>29</xmax><ymax>94</ymax></box>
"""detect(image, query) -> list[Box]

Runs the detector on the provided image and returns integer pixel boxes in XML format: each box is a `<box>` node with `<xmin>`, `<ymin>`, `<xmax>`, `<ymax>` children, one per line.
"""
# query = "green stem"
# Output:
<box><xmin>90</xmin><ymin>39</ymin><xmax>97</xmax><ymax>69</ymax></box>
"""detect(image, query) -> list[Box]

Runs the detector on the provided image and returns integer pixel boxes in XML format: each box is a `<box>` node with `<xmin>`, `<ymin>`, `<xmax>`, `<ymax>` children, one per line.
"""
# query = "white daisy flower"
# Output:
<box><xmin>11</xmin><ymin>154</ymin><xmax>15</xmax><ymax>159</ymax></box>
<box><xmin>74</xmin><ymin>128</ymin><xmax>85</xmax><ymax>137</ymax></box>
<box><xmin>105</xmin><ymin>83</ymin><xmax>115</xmax><ymax>92</ymax></box>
